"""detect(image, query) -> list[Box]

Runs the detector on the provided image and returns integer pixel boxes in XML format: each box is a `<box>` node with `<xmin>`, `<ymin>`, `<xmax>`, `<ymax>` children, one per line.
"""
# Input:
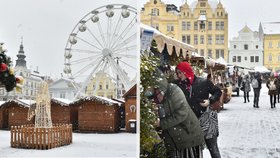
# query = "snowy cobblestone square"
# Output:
<box><xmin>204</xmin><ymin>84</ymin><xmax>280</xmax><ymax>158</ymax></box>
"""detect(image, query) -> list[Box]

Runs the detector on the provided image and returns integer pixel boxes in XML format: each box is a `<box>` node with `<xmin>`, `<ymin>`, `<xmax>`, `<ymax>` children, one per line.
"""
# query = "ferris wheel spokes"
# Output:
<box><xmin>97</xmin><ymin>21</ymin><xmax>107</xmax><ymax>48</ymax></box>
<box><xmin>71</xmin><ymin>56</ymin><xmax>103</xmax><ymax>78</ymax></box>
<box><xmin>113</xmin><ymin>45</ymin><xmax>136</xmax><ymax>54</ymax></box>
<box><xmin>86</xmin><ymin>27</ymin><xmax>105</xmax><ymax>49</ymax></box>
<box><xmin>76</xmin><ymin>36</ymin><xmax>102</xmax><ymax>51</ymax></box>
<box><xmin>68</xmin><ymin>48</ymin><xmax>102</xmax><ymax>55</ymax></box>
<box><xmin>109</xmin><ymin>14</ymin><xmax>124</xmax><ymax>48</ymax></box>
<box><xmin>112</xmin><ymin>33</ymin><xmax>136</xmax><ymax>52</ymax></box>
<box><xmin>68</xmin><ymin>54</ymin><xmax>102</xmax><ymax>65</ymax></box>
<box><xmin>110</xmin><ymin>15</ymin><xmax>137</xmax><ymax>50</ymax></box>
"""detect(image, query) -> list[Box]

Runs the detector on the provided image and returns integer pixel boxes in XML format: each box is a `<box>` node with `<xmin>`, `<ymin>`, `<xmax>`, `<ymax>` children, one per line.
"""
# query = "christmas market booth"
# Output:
<box><xmin>69</xmin><ymin>96</ymin><xmax>123</xmax><ymax>133</ymax></box>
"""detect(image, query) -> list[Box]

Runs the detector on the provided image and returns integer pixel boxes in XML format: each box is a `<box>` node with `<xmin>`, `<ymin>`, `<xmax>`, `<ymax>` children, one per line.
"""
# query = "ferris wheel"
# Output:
<box><xmin>63</xmin><ymin>4</ymin><xmax>137</xmax><ymax>98</ymax></box>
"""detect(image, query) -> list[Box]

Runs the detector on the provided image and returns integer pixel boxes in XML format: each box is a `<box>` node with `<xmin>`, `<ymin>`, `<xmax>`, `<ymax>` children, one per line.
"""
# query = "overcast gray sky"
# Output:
<box><xmin>140</xmin><ymin>0</ymin><xmax>280</xmax><ymax>40</ymax></box>
<box><xmin>0</xmin><ymin>0</ymin><xmax>137</xmax><ymax>80</ymax></box>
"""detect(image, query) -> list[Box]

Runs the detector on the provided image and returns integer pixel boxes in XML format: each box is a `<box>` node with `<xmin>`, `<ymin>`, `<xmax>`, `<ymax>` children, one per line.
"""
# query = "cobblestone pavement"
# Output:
<box><xmin>205</xmin><ymin>86</ymin><xmax>280</xmax><ymax>158</ymax></box>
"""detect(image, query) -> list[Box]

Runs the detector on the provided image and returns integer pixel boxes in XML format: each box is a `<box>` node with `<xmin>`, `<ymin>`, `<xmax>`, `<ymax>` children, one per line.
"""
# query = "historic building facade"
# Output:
<box><xmin>229</xmin><ymin>25</ymin><xmax>263</xmax><ymax>69</ymax></box>
<box><xmin>259</xmin><ymin>22</ymin><xmax>280</xmax><ymax>72</ymax></box>
<box><xmin>141</xmin><ymin>0</ymin><xmax>228</xmax><ymax>60</ymax></box>
<box><xmin>0</xmin><ymin>42</ymin><xmax>43</xmax><ymax>101</ymax></box>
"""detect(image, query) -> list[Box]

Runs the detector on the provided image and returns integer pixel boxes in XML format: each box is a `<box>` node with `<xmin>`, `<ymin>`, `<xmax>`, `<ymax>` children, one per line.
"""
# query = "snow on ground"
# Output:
<box><xmin>0</xmin><ymin>131</ymin><xmax>137</xmax><ymax>157</ymax></box>
<box><xmin>204</xmin><ymin>84</ymin><xmax>280</xmax><ymax>158</ymax></box>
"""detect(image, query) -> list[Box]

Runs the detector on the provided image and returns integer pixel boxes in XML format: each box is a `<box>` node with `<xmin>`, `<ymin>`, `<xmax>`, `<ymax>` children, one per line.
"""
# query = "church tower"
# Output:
<box><xmin>15</xmin><ymin>38</ymin><xmax>27</xmax><ymax>68</ymax></box>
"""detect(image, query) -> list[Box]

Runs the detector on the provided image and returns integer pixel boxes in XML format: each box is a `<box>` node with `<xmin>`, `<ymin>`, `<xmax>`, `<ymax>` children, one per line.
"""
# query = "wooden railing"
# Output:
<box><xmin>10</xmin><ymin>124</ymin><xmax>72</xmax><ymax>149</ymax></box>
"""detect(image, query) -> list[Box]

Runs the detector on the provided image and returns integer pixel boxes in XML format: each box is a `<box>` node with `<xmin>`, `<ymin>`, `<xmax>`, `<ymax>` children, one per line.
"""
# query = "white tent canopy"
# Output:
<box><xmin>140</xmin><ymin>23</ymin><xmax>194</xmax><ymax>57</ymax></box>
<box><xmin>253</xmin><ymin>66</ymin><xmax>271</xmax><ymax>73</ymax></box>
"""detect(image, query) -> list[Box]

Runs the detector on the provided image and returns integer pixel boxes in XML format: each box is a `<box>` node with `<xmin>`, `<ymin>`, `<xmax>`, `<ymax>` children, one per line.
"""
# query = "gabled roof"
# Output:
<box><xmin>51</xmin><ymin>98</ymin><xmax>72</xmax><ymax>106</ymax></box>
<box><xmin>49</xmin><ymin>77</ymin><xmax>79</xmax><ymax>90</ymax></box>
<box><xmin>261</xmin><ymin>22</ymin><xmax>280</xmax><ymax>35</ymax></box>
<box><xmin>1</xmin><ymin>99</ymin><xmax>35</xmax><ymax>108</ymax></box>
<box><xmin>71</xmin><ymin>96</ymin><xmax>122</xmax><ymax>106</ymax></box>
<box><xmin>123</xmin><ymin>84</ymin><xmax>136</xmax><ymax>98</ymax></box>
<box><xmin>239</xmin><ymin>25</ymin><xmax>253</xmax><ymax>33</ymax></box>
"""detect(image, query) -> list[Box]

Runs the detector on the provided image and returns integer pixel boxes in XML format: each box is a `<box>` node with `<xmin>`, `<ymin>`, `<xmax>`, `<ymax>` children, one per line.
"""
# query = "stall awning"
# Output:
<box><xmin>140</xmin><ymin>23</ymin><xmax>195</xmax><ymax>58</ymax></box>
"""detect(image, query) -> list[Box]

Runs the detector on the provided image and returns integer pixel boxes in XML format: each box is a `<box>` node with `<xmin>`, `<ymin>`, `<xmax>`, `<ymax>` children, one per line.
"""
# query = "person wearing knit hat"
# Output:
<box><xmin>174</xmin><ymin>61</ymin><xmax>222</xmax><ymax>158</ymax></box>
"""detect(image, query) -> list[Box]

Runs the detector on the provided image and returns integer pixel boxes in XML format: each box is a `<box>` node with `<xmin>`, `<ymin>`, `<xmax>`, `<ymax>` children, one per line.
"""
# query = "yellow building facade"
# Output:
<box><xmin>263</xmin><ymin>35</ymin><xmax>280</xmax><ymax>72</ymax></box>
<box><xmin>86</xmin><ymin>71</ymin><xmax>116</xmax><ymax>99</ymax></box>
<box><xmin>260</xmin><ymin>22</ymin><xmax>280</xmax><ymax>72</ymax></box>
<box><xmin>141</xmin><ymin>0</ymin><xmax>228</xmax><ymax>60</ymax></box>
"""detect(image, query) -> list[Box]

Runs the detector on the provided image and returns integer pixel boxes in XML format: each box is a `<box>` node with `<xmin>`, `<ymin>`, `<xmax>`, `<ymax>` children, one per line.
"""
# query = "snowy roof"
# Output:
<box><xmin>254</xmin><ymin>66</ymin><xmax>271</xmax><ymax>73</ymax></box>
<box><xmin>72</xmin><ymin>96</ymin><xmax>122</xmax><ymax>106</ymax></box>
<box><xmin>216</xmin><ymin>57</ymin><xmax>227</xmax><ymax>65</ymax></box>
<box><xmin>4</xmin><ymin>99</ymin><xmax>35</xmax><ymax>108</ymax></box>
<box><xmin>51</xmin><ymin>98</ymin><xmax>72</xmax><ymax>106</ymax></box>
<box><xmin>261</xmin><ymin>22</ymin><xmax>280</xmax><ymax>35</ymax></box>
<box><xmin>0</xmin><ymin>101</ymin><xmax>5</xmax><ymax>107</ymax></box>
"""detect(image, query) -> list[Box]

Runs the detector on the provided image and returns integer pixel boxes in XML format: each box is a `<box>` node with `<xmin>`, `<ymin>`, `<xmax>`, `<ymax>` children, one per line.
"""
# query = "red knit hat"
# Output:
<box><xmin>176</xmin><ymin>62</ymin><xmax>195</xmax><ymax>85</ymax></box>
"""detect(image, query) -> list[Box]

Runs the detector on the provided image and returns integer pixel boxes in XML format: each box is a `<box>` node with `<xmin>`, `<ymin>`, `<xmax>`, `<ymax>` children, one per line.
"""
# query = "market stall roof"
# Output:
<box><xmin>140</xmin><ymin>23</ymin><xmax>195</xmax><ymax>57</ymax></box>
<box><xmin>216</xmin><ymin>57</ymin><xmax>227</xmax><ymax>65</ymax></box>
<box><xmin>253</xmin><ymin>66</ymin><xmax>271</xmax><ymax>73</ymax></box>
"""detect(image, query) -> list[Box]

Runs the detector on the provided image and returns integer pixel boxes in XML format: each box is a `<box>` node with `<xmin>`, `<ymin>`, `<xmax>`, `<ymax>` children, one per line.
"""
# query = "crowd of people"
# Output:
<box><xmin>240</xmin><ymin>72</ymin><xmax>280</xmax><ymax>108</ymax></box>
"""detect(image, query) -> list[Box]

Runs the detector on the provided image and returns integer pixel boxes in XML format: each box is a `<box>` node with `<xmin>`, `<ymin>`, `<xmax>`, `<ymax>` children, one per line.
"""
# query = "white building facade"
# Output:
<box><xmin>48</xmin><ymin>78</ymin><xmax>78</xmax><ymax>101</ymax></box>
<box><xmin>229</xmin><ymin>25</ymin><xmax>263</xmax><ymax>69</ymax></box>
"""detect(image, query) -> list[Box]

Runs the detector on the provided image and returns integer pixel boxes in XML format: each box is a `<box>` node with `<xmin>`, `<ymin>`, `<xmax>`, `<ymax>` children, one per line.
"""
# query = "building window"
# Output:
<box><xmin>199</xmin><ymin>21</ymin><xmax>206</xmax><ymax>30</ymax></box>
<box><xmin>269</xmin><ymin>42</ymin><xmax>272</xmax><ymax>48</ymax></box>
<box><xmin>256</xmin><ymin>45</ymin><xmax>259</xmax><ymax>49</ymax></box>
<box><xmin>187</xmin><ymin>35</ymin><xmax>191</xmax><ymax>44</ymax></box>
<box><xmin>182</xmin><ymin>21</ymin><xmax>187</xmax><ymax>31</ymax></box>
<box><xmin>182</xmin><ymin>35</ymin><xmax>186</xmax><ymax>43</ymax></box>
<box><xmin>278</xmin><ymin>42</ymin><xmax>280</xmax><ymax>48</ymax></box>
<box><xmin>152</xmin><ymin>23</ymin><xmax>159</xmax><ymax>30</ymax></box>
<box><xmin>237</xmin><ymin>56</ymin><xmax>241</xmax><ymax>62</ymax></box>
<box><xmin>215</xmin><ymin>49</ymin><xmax>224</xmax><ymax>58</ymax></box>
<box><xmin>245</xmin><ymin>57</ymin><xmax>247</xmax><ymax>61</ymax></box>
<box><xmin>60</xmin><ymin>92</ymin><xmax>66</xmax><ymax>98</ymax></box>
<box><xmin>269</xmin><ymin>54</ymin><xmax>272</xmax><ymax>61</ymax></box>
<box><xmin>99</xmin><ymin>85</ymin><xmax>102</xmax><ymax>90</ymax></box>
<box><xmin>278</xmin><ymin>55</ymin><xmax>280</xmax><ymax>62</ymax></box>
<box><xmin>232</xmin><ymin>56</ymin><xmax>236</xmax><ymax>62</ymax></box>
<box><xmin>93</xmin><ymin>85</ymin><xmax>96</xmax><ymax>90</ymax></box>
<box><xmin>250</xmin><ymin>56</ymin><xmax>254</xmax><ymax>62</ymax></box>
<box><xmin>200</xmin><ymin>49</ymin><xmax>204</xmax><ymax>56</ymax></box>
<box><xmin>234</xmin><ymin>45</ymin><xmax>237</xmax><ymax>49</ymax></box>
<box><xmin>151</xmin><ymin>8</ymin><xmax>159</xmax><ymax>16</ymax></box>
<box><xmin>200</xmin><ymin>35</ymin><xmax>204</xmax><ymax>44</ymax></box>
<box><xmin>215</xmin><ymin>21</ymin><xmax>224</xmax><ymax>30</ymax></box>
<box><xmin>221</xmin><ymin>12</ymin><xmax>223</xmax><ymax>16</ymax></box>
<box><xmin>244</xmin><ymin>44</ymin><xmax>248</xmax><ymax>50</ymax></box>
<box><xmin>194</xmin><ymin>22</ymin><xmax>198</xmax><ymax>30</ymax></box>
<box><xmin>194</xmin><ymin>35</ymin><xmax>198</xmax><ymax>45</ymax></box>
<box><xmin>255</xmin><ymin>56</ymin><xmax>259</xmax><ymax>62</ymax></box>
<box><xmin>187</xmin><ymin>22</ymin><xmax>191</xmax><ymax>30</ymax></box>
<box><xmin>106</xmin><ymin>84</ymin><xmax>109</xmax><ymax>90</ymax></box>
<box><xmin>207</xmin><ymin>35</ymin><xmax>212</xmax><ymax>45</ymax></box>
<box><xmin>167</xmin><ymin>24</ymin><xmax>174</xmax><ymax>31</ymax></box>
<box><xmin>215</xmin><ymin>35</ymin><xmax>224</xmax><ymax>44</ymax></box>
<box><xmin>200</xmin><ymin>2</ymin><xmax>206</xmax><ymax>7</ymax></box>
<box><xmin>208</xmin><ymin>22</ymin><xmax>212</xmax><ymax>30</ymax></box>
<box><xmin>208</xmin><ymin>49</ymin><xmax>212</xmax><ymax>58</ymax></box>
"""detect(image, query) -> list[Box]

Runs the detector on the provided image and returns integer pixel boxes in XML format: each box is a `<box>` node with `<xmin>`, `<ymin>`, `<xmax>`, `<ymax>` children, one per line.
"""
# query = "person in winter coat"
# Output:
<box><xmin>277</xmin><ymin>74</ymin><xmax>280</xmax><ymax>103</ymax></box>
<box><xmin>174</xmin><ymin>62</ymin><xmax>222</xmax><ymax>158</ymax></box>
<box><xmin>151</xmin><ymin>69</ymin><xmax>204</xmax><ymax>158</ymax></box>
<box><xmin>266</xmin><ymin>73</ymin><xmax>279</xmax><ymax>108</ymax></box>
<box><xmin>241</xmin><ymin>74</ymin><xmax>251</xmax><ymax>103</ymax></box>
<box><xmin>252</xmin><ymin>72</ymin><xmax>262</xmax><ymax>108</ymax></box>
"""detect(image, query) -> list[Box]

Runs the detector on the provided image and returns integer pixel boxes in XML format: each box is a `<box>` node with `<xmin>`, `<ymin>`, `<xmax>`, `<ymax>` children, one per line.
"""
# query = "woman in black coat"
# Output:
<box><xmin>175</xmin><ymin>62</ymin><xmax>222</xmax><ymax>158</ymax></box>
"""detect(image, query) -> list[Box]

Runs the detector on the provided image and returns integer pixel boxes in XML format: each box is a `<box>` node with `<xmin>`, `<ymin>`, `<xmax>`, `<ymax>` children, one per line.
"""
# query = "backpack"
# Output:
<box><xmin>269</xmin><ymin>80</ymin><xmax>277</xmax><ymax>91</ymax></box>
<box><xmin>251</xmin><ymin>78</ymin><xmax>259</xmax><ymax>88</ymax></box>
